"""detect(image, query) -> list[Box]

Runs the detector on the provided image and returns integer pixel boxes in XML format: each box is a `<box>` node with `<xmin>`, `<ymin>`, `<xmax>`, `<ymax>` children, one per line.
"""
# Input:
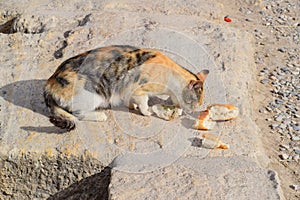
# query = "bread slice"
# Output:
<box><xmin>193</xmin><ymin>104</ymin><xmax>239</xmax><ymax>130</ymax></box>
<box><xmin>193</xmin><ymin>110</ymin><xmax>216</xmax><ymax>130</ymax></box>
<box><xmin>202</xmin><ymin>133</ymin><xmax>229</xmax><ymax>149</ymax></box>
<box><xmin>207</xmin><ymin>104</ymin><xmax>239</xmax><ymax>121</ymax></box>
<box><xmin>152</xmin><ymin>104</ymin><xmax>183</xmax><ymax>121</ymax></box>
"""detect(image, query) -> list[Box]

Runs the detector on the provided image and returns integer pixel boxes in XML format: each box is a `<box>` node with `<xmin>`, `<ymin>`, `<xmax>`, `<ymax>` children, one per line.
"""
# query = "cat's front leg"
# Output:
<box><xmin>131</xmin><ymin>95</ymin><xmax>152</xmax><ymax>116</ymax></box>
<box><xmin>75</xmin><ymin>110</ymin><xmax>108</xmax><ymax>122</ymax></box>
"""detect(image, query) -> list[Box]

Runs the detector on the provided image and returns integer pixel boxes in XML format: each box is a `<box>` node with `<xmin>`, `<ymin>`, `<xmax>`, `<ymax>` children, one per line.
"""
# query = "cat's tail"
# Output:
<box><xmin>44</xmin><ymin>91</ymin><xmax>77</xmax><ymax>131</ymax></box>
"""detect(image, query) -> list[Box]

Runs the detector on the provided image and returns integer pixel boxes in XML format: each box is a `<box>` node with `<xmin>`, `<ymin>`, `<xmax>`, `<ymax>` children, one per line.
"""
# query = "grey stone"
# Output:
<box><xmin>260</xmin><ymin>79</ymin><xmax>269</xmax><ymax>84</ymax></box>
<box><xmin>292</xmin><ymin>155</ymin><xmax>299</xmax><ymax>161</ymax></box>
<box><xmin>292</xmin><ymin>136</ymin><xmax>300</xmax><ymax>141</ymax></box>
<box><xmin>280</xmin><ymin>153</ymin><xmax>289</xmax><ymax>160</ymax></box>
<box><xmin>271</xmin><ymin>124</ymin><xmax>279</xmax><ymax>129</ymax></box>
<box><xmin>291</xmin><ymin>184</ymin><xmax>300</xmax><ymax>191</ymax></box>
<box><xmin>283</xmin><ymin>119</ymin><xmax>291</xmax><ymax>125</ymax></box>
<box><xmin>279</xmin><ymin>124</ymin><xmax>286</xmax><ymax>129</ymax></box>
<box><xmin>275</xmin><ymin>115</ymin><xmax>284</xmax><ymax>122</ymax></box>
<box><xmin>294</xmin><ymin>148</ymin><xmax>300</xmax><ymax>155</ymax></box>
<box><xmin>279</xmin><ymin>144</ymin><xmax>290</xmax><ymax>150</ymax></box>
<box><xmin>259</xmin><ymin>108</ymin><xmax>266</xmax><ymax>113</ymax></box>
<box><xmin>292</xmin><ymin>125</ymin><xmax>299</xmax><ymax>131</ymax></box>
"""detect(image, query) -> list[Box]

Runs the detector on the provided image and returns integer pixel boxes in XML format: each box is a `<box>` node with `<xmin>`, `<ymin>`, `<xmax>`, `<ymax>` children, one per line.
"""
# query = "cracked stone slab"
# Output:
<box><xmin>109</xmin><ymin>156</ymin><xmax>282</xmax><ymax>200</ymax></box>
<box><xmin>1</xmin><ymin>8</ymin><xmax>264</xmax><ymax>168</ymax></box>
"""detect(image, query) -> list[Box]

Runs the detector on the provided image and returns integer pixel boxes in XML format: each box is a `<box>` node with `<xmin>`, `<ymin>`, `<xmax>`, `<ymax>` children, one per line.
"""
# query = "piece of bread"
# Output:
<box><xmin>152</xmin><ymin>104</ymin><xmax>183</xmax><ymax>121</ymax></box>
<box><xmin>193</xmin><ymin>104</ymin><xmax>239</xmax><ymax>130</ymax></box>
<box><xmin>193</xmin><ymin>110</ymin><xmax>216</xmax><ymax>130</ymax></box>
<box><xmin>201</xmin><ymin>133</ymin><xmax>229</xmax><ymax>149</ymax></box>
<box><xmin>207</xmin><ymin>104</ymin><xmax>239</xmax><ymax>121</ymax></box>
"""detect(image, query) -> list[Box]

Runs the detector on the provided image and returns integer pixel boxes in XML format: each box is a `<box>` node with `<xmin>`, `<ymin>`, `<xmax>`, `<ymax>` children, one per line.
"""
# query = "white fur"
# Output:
<box><xmin>71</xmin><ymin>88</ymin><xmax>108</xmax><ymax>112</ymax></box>
<box><xmin>110</xmin><ymin>94</ymin><xmax>122</xmax><ymax>107</ymax></box>
<box><xmin>131</xmin><ymin>95</ymin><xmax>152</xmax><ymax>116</ymax></box>
<box><xmin>77</xmin><ymin>111</ymin><xmax>108</xmax><ymax>122</ymax></box>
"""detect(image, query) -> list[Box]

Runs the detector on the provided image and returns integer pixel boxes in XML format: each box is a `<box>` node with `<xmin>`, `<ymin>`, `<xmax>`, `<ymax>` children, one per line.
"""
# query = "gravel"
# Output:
<box><xmin>255</xmin><ymin>0</ymin><xmax>299</xmax><ymax>194</ymax></box>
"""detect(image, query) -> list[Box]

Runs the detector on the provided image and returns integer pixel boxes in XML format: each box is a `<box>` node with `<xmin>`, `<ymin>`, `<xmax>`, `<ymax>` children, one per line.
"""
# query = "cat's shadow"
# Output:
<box><xmin>0</xmin><ymin>79</ymin><xmax>68</xmax><ymax>134</ymax></box>
<box><xmin>0</xmin><ymin>79</ymin><xmax>48</xmax><ymax>116</ymax></box>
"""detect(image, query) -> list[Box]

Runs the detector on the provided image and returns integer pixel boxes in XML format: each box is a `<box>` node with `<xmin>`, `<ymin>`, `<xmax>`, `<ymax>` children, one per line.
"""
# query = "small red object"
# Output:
<box><xmin>224</xmin><ymin>16</ymin><xmax>232</xmax><ymax>22</ymax></box>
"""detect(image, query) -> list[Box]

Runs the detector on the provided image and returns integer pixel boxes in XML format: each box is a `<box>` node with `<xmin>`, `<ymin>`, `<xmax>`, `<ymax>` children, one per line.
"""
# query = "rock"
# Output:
<box><xmin>291</xmin><ymin>184</ymin><xmax>300</xmax><ymax>191</ymax></box>
<box><xmin>294</xmin><ymin>148</ymin><xmax>300</xmax><ymax>155</ymax></box>
<box><xmin>292</xmin><ymin>155</ymin><xmax>299</xmax><ymax>161</ymax></box>
<box><xmin>266</xmin><ymin>107</ymin><xmax>272</xmax><ymax>112</ymax></box>
<box><xmin>260</xmin><ymin>79</ymin><xmax>269</xmax><ymax>84</ymax></box>
<box><xmin>275</xmin><ymin>115</ymin><xmax>284</xmax><ymax>122</ymax></box>
<box><xmin>275</xmin><ymin>99</ymin><xmax>284</xmax><ymax>104</ymax></box>
<box><xmin>259</xmin><ymin>108</ymin><xmax>266</xmax><ymax>113</ymax></box>
<box><xmin>280</xmin><ymin>153</ymin><xmax>289</xmax><ymax>160</ymax></box>
<box><xmin>279</xmin><ymin>124</ymin><xmax>286</xmax><ymax>129</ymax></box>
<box><xmin>283</xmin><ymin>119</ymin><xmax>291</xmax><ymax>125</ymax></box>
<box><xmin>271</xmin><ymin>124</ymin><xmax>279</xmax><ymax>129</ymax></box>
<box><xmin>292</xmin><ymin>136</ymin><xmax>300</xmax><ymax>141</ymax></box>
<box><xmin>292</xmin><ymin>125</ymin><xmax>299</xmax><ymax>131</ymax></box>
<box><xmin>279</xmin><ymin>144</ymin><xmax>289</xmax><ymax>150</ymax></box>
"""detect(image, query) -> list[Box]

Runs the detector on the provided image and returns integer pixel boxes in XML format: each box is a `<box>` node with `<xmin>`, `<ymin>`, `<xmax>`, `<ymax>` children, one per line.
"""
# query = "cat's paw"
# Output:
<box><xmin>96</xmin><ymin>112</ymin><xmax>108</xmax><ymax>121</ymax></box>
<box><xmin>77</xmin><ymin>111</ymin><xmax>107</xmax><ymax>122</ymax></box>
<box><xmin>140</xmin><ymin>109</ymin><xmax>152</xmax><ymax>116</ymax></box>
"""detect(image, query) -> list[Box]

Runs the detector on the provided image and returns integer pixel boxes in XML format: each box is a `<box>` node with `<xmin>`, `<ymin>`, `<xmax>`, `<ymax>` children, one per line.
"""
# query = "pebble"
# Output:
<box><xmin>283</xmin><ymin>119</ymin><xmax>291</xmax><ymax>125</ymax></box>
<box><xmin>271</xmin><ymin>124</ymin><xmax>279</xmax><ymax>129</ymax></box>
<box><xmin>259</xmin><ymin>108</ymin><xmax>266</xmax><ymax>113</ymax></box>
<box><xmin>278</xmin><ymin>48</ymin><xmax>286</xmax><ymax>53</ymax></box>
<box><xmin>280</xmin><ymin>153</ymin><xmax>289</xmax><ymax>160</ymax></box>
<box><xmin>275</xmin><ymin>115</ymin><xmax>284</xmax><ymax>121</ymax></box>
<box><xmin>292</xmin><ymin>125</ymin><xmax>299</xmax><ymax>131</ymax></box>
<box><xmin>293</xmin><ymin>155</ymin><xmax>299</xmax><ymax>161</ymax></box>
<box><xmin>279</xmin><ymin>144</ymin><xmax>290</xmax><ymax>150</ymax></box>
<box><xmin>266</xmin><ymin>107</ymin><xmax>272</xmax><ymax>112</ymax></box>
<box><xmin>291</xmin><ymin>184</ymin><xmax>300</xmax><ymax>191</ymax></box>
<box><xmin>260</xmin><ymin>79</ymin><xmax>269</xmax><ymax>84</ymax></box>
<box><xmin>292</xmin><ymin>136</ymin><xmax>300</xmax><ymax>141</ymax></box>
<box><xmin>294</xmin><ymin>148</ymin><xmax>300</xmax><ymax>155</ymax></box>
<box><xmin>279</xmin><ymin>124</ymin><xmax>286</xmax><ymax>129</ymax></box>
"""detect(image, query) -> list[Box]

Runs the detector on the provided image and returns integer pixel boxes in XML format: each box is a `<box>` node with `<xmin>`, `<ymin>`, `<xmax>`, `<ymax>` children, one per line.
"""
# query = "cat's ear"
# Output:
<box><xmin>189</xmin><ymin>80</ymin><xmax>203</xmax><ymax>90</ymax></box>
<box><xmin>196</xmin><ymin>69</ymin><xmax>209</xmax><ymax>82</ymax></box>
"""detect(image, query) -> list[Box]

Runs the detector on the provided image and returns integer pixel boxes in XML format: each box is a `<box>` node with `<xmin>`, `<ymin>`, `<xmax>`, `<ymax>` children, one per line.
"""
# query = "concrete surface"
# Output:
<box><xmin>0</xmin><ymin>0</ymin><xmax>283</xmax><ymax>199</ymax></box>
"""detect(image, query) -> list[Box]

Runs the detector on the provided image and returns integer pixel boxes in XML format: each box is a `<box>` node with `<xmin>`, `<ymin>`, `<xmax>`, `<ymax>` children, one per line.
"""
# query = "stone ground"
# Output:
<box><xmin>0</xmin><ymin>0</ymin><xmax>298</xmax><ymax>199</ymax></box>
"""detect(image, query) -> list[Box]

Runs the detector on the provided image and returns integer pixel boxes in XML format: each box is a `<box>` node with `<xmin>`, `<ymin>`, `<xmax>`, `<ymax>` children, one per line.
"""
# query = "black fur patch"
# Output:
<box><xmin>50</xmin><ymin>116</ymin><xmax>75</xmax><ymax>131</ymax></box>
<box><xmin>136</xmin><ymin>52</ymin><xmax>142</xmax><ymax>64</ymax></box>
<box><xmin>56</xmin><ymin>76</ymin><xmax>69</xmax><ymax>87</ymax></box>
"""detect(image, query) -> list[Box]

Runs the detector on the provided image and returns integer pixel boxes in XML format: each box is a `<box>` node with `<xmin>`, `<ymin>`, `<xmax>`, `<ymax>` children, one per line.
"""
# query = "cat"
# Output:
<box><xmin>44</xmin><ymin>45</ymin><xmax>209</xmax><ymax>131</ymax></box>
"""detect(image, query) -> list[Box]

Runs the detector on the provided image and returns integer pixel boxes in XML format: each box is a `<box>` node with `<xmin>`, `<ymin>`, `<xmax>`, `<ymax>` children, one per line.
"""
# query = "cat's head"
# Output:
<box><xmin>181</xmin><ymin>69</ymin><xmax>209</xmax><ymax>112</ymax></box>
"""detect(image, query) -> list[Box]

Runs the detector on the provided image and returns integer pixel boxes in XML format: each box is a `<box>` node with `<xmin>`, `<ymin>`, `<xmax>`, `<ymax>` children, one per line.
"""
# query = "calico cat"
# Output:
<box><xmin>44</xmin><ymin>45</ymin><xmax>209</xmax><ymax>130</ymax></box>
